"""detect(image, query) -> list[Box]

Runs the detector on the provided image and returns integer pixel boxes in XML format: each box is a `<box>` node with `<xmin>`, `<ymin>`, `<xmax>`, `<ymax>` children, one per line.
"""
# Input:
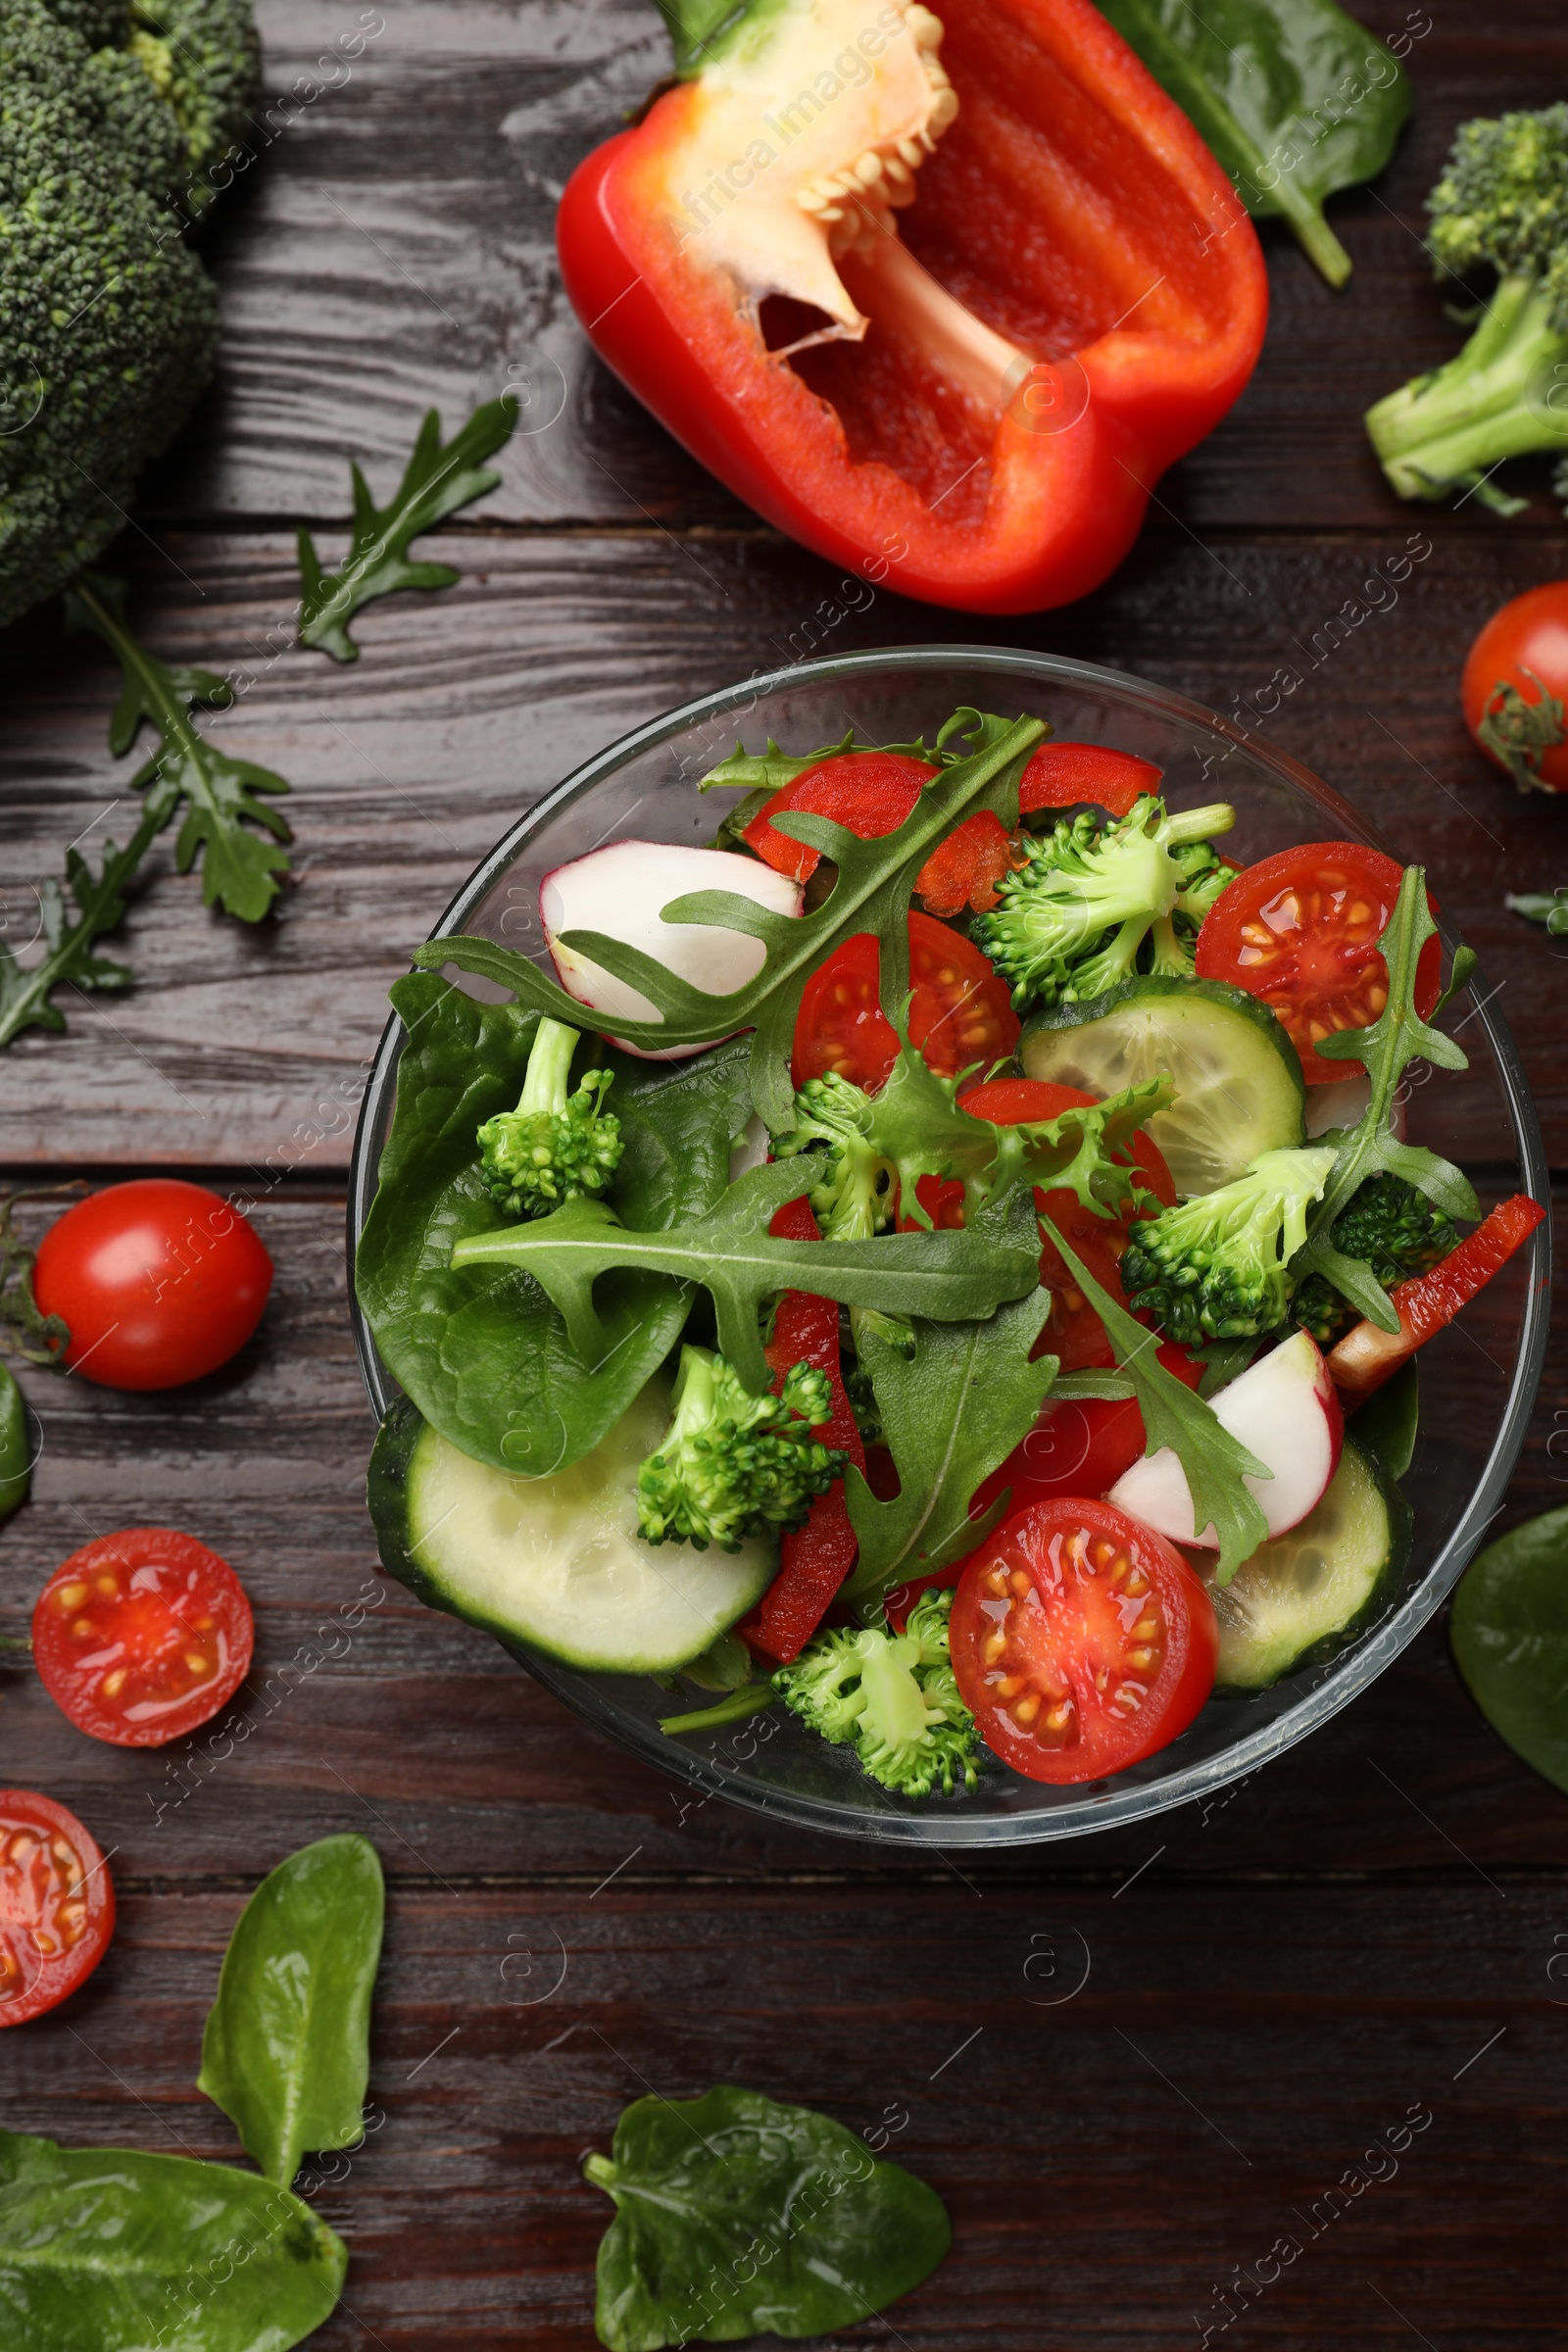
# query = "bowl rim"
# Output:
<box><xmin>347</xmin><ymin>643</ymin><xmax>1552</xmax><ymax>1848</ymax></box>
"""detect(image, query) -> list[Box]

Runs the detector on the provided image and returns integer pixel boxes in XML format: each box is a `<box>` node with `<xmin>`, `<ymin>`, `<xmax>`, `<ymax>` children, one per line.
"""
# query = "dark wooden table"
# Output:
<box><xmin>4</xmin><ymin>2</ymin><xmax>1567</xmax><ymax>2343</ymax></box>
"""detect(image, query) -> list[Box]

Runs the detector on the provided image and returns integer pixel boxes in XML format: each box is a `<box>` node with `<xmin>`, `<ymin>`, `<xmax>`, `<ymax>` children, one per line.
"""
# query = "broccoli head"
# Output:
<box><xmin>970</xmin><ymin>795</ymin><xmax>1236</xmax><ymax>1012</ymax></box>
<box><xmin>1365</xmin><ymin>105</ymin><xmax>1568</xmax><ymax>517</ymax></box>
<box><xmin>637</xmin><ymin>1345</ymin><xmax>847</xmax><ymax>1552</ymax></box>
<box><xmin>1121</xmin><ymin>1144</ymin><xmax>1339</xmax><ymax>1347</ymax></box>
<box><xmin>1290</xmin><ymin>1173</ymin><xmax>1457</xmax><ymax>1347</ymax></box>
<box><xmin>476</xmin><ymin>1016</ymin><xmax>623</xmax><ymax>1219</ymax></box>
<box><xmin>773</xmin><ymin>1589</ymin><xmax>981</xmax><ymax>1798</ymax></box>
<box><xmin>0</xmin><ymin>0</ymin><xmax>259</xmax><ymax>627</ymax></box>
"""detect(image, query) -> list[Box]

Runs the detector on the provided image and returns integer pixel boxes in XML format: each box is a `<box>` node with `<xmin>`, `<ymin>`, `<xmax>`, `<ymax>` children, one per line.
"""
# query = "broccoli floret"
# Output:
<box><xmin>1121</xmin><ymin>1145</ymin><xmax>1339</xmax><ymax>1347</ymax></box>
<box><xmin>476</xmin><ymin>1016</ymin><xmax>623</xmax><ymax>1219</ymax></box>
<box><xmin>0</xmin><ymin>0</ymin><xmax>259</xmax><ymax>627</ymax></box>
<box><xmin>775</xmin><ymin>1067</ymin><xmax>913</xmax><ymax>1354</ymax></box>
<box><xmin>773</xmin><ymin>1590</ymin><xmax>980</xmax><ymax>1798</ymax></box>
<box><xmin>1365</xmin><ymin>106</ymin><xmax>1568</xmax><ymax>516</ymax></box>
<box><xmin>971</xmin><ymin>794</ymin><xmax>1236</xmax><ymax>1011</ymax></box>
<box><xmin>637</xmin><ymin>1346</ymin><xmax>847</xmax><ymax>1552</ymax></box>
<box><xmin>1290</xmin><ymin>1174</ymin><xmax>1457</xmax><ymax>1347</ymax></box>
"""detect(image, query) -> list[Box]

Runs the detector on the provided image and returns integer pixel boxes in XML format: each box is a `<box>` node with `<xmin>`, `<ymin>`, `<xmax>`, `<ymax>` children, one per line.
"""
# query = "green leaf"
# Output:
<box><xmin>661</xmin><ymin>1688</ymin><xmax>779</xmax><ymax>1735</ymax></box>
<box><xmin>66</xmin><ymin>575</ymin><xmax>292</xmax><ymax>924</ymax></box>
<box><xmin>1295</xmin><ymin>869</ymin><xmax>1480</xmax><ymax>1330</ymax></box>
<box><xmin>1351</xmin><ymin>1357</ymin><xmax>1418</xmax><ymax>1480</ymax></box>
<box><xmin>584</xmin><ymin>2083</ymin><xmax>950</xmax><ymax>2349</ymax></box>
<box><xmin>0</xmin><ymin>1184</ymin><xmax>75</xmax><ymax>1364</ymax></box>
<box><xmin>298</xmin><ymin>397</ymin><xmax>517</xmax><ymax>661</ymax></box>
<box><xmin>1098</xmin><ymin>0</ymin><xmax>1411</xmax><ymax>288</ymax></box>
<box><xmin>1042</xmin><ymin>1215</ymin><xmax>1271</xmax><ymax>1583</ymax></box>
<box><xmin>198</xmin><ymin>1836</ymin><xmax>384</xmax><ymax>2188</ymax></box>
<box><xmin>0</xmin><ymin>1363</ymin><xmax>29</xmax><ymax>1521</ymax></box>
<box><xmin>1452</xmin><ymin>1507</ymin><xmax>1568</xmax><ymax>1795</ymax></box>
<box><xmin>699</xmin><ymin>731</ymin><xmax>858</xmax><ymax>794</ymax></box>
<box><xmin>450</xmin><ymin>1157</ymin><xmax>1042</xmax><ymax>1396</ymax></box>
<box><xmin>1507</xmin><ymin>888</ymin><xmax>1568</xmax><ymax>936</ymax></box>
<box><xmin>0</xmin><ymin>784</ymin><xmax>174</xmax><ymax>1049</ymax></box>
<box><xmin>413</xmin><ymin>711</ymin><xmax>1047</xmax><ymax>1126</ymax></box>
<box><xmin>0</xmin><ymin>2127</ymin><xmax>345</xmax><ymax>2349</ymax></box>
<box><xmin>355</xmin><ymin>975</ymin><xmax>756</xmax><ymax>1475</ymax></box>
<box><xmin>1432</xmin><ymin>942</ymin><xmax>1480</xmax><ymax>1017</ymax></box>
<box><xmin>843</xmin><ymin>1285</ymin><xmax>1057</xmax><ymax>1611</ymax></box>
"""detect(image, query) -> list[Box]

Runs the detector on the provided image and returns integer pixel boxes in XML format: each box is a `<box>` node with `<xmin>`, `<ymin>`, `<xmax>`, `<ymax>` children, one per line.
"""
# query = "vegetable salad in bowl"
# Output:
<box><xmin>348</xmin><ymin>649</ymin><xmax>1548</xmax><ymax>1845</ymax></box>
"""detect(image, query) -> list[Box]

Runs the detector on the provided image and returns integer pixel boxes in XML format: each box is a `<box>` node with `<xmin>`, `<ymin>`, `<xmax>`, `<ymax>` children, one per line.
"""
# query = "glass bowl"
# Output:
<box><xmin>347</xmin><ymin>647</ymin><xmax>1550</xmax><ymax>1847</ymax></box>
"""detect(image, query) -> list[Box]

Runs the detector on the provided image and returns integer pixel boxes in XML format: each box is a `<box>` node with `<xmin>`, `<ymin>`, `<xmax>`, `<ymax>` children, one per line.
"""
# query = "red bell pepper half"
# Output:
<box><xmin>1327</xmin><ymin>1194</ymin><xmax>1546</xmax><ymax>1400</ymax></box>
<box><xmin>740</xmin><ymin>1196</ymin><xmax>868</xmax><ymax>1663</ymax></box>
<box><xmin>557</xmin><ymin>0</ymin><xmax>1266</xmax><ymax>613</ymax></box>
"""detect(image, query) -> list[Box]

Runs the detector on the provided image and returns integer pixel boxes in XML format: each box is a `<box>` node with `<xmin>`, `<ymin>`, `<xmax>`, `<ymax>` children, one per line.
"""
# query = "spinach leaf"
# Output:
<box><xmin>298</xmin><ymin>397</ymin><xmax>517</xmax><ymax>662</ymax></box>
<box><xmin>1452</xmin><ymin>1508</ymin><xmax>1568</xmax><ymax>1796</ymax></box>
<box><xmin>1043</xmin><ymin>1215</ymin><xmax>1271</xmax><ymax>1583</ymax></box>
<box><xmin>0</xmin><ymin>2128</ymin><xmax>345</xmax><ymax>2350</ymax></box>
<box><xmin>355</xmin><ymin>976</ymin><xmax>755</xmax><ymax>1474</ymax></box>
<box><xmin>583</xmin><ymin>2083</ymin><xmax>950</xmax><ymax>2350</ymax></box>
<box><xmin>198</xmin><ymin>1836</ymin><xmax>383</xmax><ymax>2189</ymax></box>
<box><xmin>0</xmin><ymin>1362</ymin><xmax>29</xmax><ymax>1521</ymax></box>
<box><xmin>1098</xmin><ymin>0</ymin><xmax>1410</xmax><ymax>288</ymax></box>
<box><xmin>451</xmin><ymin>1157</ymin><xmax>1042</xmax><ymax>1396</ymax></box>
<box><xmin>1351</xmin><ymin>1356</ymin><xmax>1418</xmax><ymax>1480</ymax></box>
<box><xmin>414</xmin><ymin>711</ymin><xmax>1046</xmax><ymax>1125</ymax></box>
<box><xmin>1295</xmin><ymin>871</ymin><xmax>1479</xmax><ymax>1331</ymax></box>
<box><xmin>843</xmin><ymin>1278</ymin><xmax>1058</xmax><ymax>1611</ymax></box>
<box><xmin>66</xmin><ymin>574</ymin><xmax>293</xmax><ymax>924</ymax></box>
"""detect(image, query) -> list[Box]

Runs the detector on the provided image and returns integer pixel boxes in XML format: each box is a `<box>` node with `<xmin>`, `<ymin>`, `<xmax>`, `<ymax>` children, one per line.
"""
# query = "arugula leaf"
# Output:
<box><xmin>451</xmin><ymin>1157</ymin><xmax>1042</xmax><ymax>1395</ymax></box>
<box><xmin>1295</xmin><ymin>869</ymin><xmax>1480</xmax><ymax>1332</ymax></box>
<box><xmin>66</xmin><ymin>574</ymin><xmax>292</xmax><ymax>923</ymax></box>
<box><xmin>584</xmin><ymin>2083</ymin><xmax>950</xmax><ymax>2350</ymax></box>
<box><xmin>1098</xmin><ymin>0</ymin><xmax>1410</xmax><ymax>289</ymax></box>
<box><xmin>0</xmin><ymin>784</ymin><xmax>173</xmax><ymax>1050</ymax></box>
<box><xmin>843</xmin><ymin>1282</ymin><xmax>1058</xmax><ymax>1614</ymax></box>
<box><xmin>1432</xmin><ymin>942</ymin><xmax>1480</xmax><ymax>1012</ymax></box>
<box><xmin>696</xmin><ymin>714</ymin><xmax>982</xmax><ymax>795</ymax></box>
<box><xmin>413</xmin><ymin>710</ymin><xmax>1046</xmax><ymax>1125</ymax></box>
<box><xmin>0</xmin><ymin>2127</ymin><xmax>345</xmax><ymax>2349</ymax></box>
<box><xmin>199</xmin><ymin>1835</ymin><xmax>384</xmax><ymax>2187</ymax></box>
<box><xmin>298</xmin><ymin>396</ymin><xmax>517</xmax><ymax>662</ymax></box>
<box><xmin>1508</xmin><ymin>888</ymin><xmax>1568</xmax><ymax>937</ymax></box>
<box><xmin>355</xmin><ymin>976</ymin><xmax>757</xmax><ymax>1475</ymax></box>
<box><xmin>1043</xmin><ymin>1215</ymin><xmax>1271</xmax><ymax>1583</ymax></box>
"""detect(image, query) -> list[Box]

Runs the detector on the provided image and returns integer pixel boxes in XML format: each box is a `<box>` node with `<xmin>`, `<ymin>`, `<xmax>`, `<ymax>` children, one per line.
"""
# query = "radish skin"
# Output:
<box><xmin>540</xmin><ymin>841</ymin><xmax>803</xmax><ymax>1060</ymax></box>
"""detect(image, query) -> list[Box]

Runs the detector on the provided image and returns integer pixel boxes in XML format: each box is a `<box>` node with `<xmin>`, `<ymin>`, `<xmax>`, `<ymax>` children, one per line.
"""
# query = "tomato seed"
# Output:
<box><xmin>996</xmin><ymin>1673</ymin><xmax>1025</xmax><ymax>1700</ymax></box>
<box><xmin>1132</xmin><ymin>1616</ymin><xmax>1159</xmax><ymax>1641</ymax></box>
<box><xmin>1007</xmin><ymin>1568</ymin><xmax>1031</xmax><ymax>1599</ymax></box>
<box><xmin>1012</xmin><ymin>1693</ymin><xmax>1041</xmax><ymax>1728</ymax></box>
<box><xmin>1126</xmin><ymin>1647</ymin><xmax>1154</xmax><ymax>1670</ymax></box>
<box><xmin>56</xmin><ymin>1583</ymin><xmax>88</xmax><ymax>1612</ymax></box>
<box><xmin>100</xmin><ymin>1669</ymin><xmax>126</xmax><ymax>1699</ymax></box>
<box><xmin>982</xmin><ymin>1630</ymin><xmax>1006</xmax><ymax>1666</ymax></box>
<box><xmin>183</xmin><ymin>1652</ymin><xmax>211</xmax><ymax>1676</ymax></box>
<box><xmin>94</xmin><ymin>1575</ymin><xmax>119</xmax><ymax>1597</ymax></box>
<box><xmin>72</xmin><ymin>1617</ymin><xmax>95</xmax><ymax>1638</ymax></box>
<box><xmin>1125</xmin><ymin>1569</ymin><xmax>1148</xmax><ymax>1596</ymax></box>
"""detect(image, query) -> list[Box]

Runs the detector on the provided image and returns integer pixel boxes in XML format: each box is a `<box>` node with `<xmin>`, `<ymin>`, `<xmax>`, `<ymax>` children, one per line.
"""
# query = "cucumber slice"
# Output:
<box><xmin>1213</xmin><ymin>1436</ymin><xmax>1412</xmax><ymax>1690</ymax></box>
<box><xmin>368</xmin><ymin>1379</ymin><xmax>776</xmax><ymax>1674</ymax></box>
<box><xmin>1019</xmin><ymin>975</ymin><xmax>1304</xmax><ymax>1195</ymax></box>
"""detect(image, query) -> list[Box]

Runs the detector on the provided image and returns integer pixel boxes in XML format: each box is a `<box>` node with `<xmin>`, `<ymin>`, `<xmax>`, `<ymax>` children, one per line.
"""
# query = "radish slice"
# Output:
<box><xmin>1106</xmin><ymin>1328</ymin><xmax>1343</xmax><ymax>1549</ymax></box>
<box><xmin>540</xmin><ymin>842</ymin><xmax>803</xmax><ymax>1061</ymax></box>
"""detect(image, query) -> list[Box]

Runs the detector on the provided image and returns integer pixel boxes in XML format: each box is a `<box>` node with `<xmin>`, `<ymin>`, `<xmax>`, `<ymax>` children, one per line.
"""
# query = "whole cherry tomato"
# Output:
<box><xmin>31</xmin><ymin>1179</ymin><xmax>272</xmax><ymax>1390</ymax></box>
<box><xmin>1461</xmin><ymin>583</ymin><xmax>1568</xmax><ymax>793</ymax></box>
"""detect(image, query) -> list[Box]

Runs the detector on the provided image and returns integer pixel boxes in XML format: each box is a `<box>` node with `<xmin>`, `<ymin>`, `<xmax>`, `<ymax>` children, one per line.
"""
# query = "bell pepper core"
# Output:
<box><xmin>558</xmin><ymin>0</ymin><xmax>1267</xmax><ymax>613</ymax></box>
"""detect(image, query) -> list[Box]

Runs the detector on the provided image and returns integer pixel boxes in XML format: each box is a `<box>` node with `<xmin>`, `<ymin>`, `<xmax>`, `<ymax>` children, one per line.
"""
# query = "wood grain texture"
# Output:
<box><xmin>6</xmin><ymin>524</ymin><xmax>1568</xmax><ymax>1165</ymax></box>
<box><xmin>4</xmin><ymin>1882</ymin><xmax>1564</xmax><ymax>2349</ymax></box>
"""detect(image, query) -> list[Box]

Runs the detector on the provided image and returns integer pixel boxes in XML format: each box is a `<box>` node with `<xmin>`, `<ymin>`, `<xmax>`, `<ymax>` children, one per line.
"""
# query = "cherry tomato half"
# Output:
<box><xmin>1194</xmin><ymin>844</ymin><xmax>1441</xmax><ymax>1086</ymax></box>
<box><xmin>1461</xmin><ymin>582</ymin><xmax>1568</xmax><ymax>793</ymax></box>
<box><xmin>792</xmin><ymin>911</ymin><xmax>1019</xmax><ymax>1091</ymax></box>
<box><xmin>0</xmin><ymin>1789</ymin><xmax>115</xmax><ymax>2026</ymax></box>
<box><xmin>1019</xmin><ymin>743</ymin><xmax>1163</xmax><ymax>818</ymax></box>
<box><xmin>33</xmin><ymin>1529</ymin><xmax>254</xmax><ymax>1747</ymax></box>
<box><xmin>951</xmin><ymin>1497</ymin><xmax>1217</xmax><ymax>1784</ymax></box>
<box><xmin>745</xmin><ymin>752</ymin><xmax>937</xmax><ymax>882</ymax></box>
<box><xmin>32</xmin><ymin>1179</ymin><xmax>273</xmax><ymax>1391</ymax></box>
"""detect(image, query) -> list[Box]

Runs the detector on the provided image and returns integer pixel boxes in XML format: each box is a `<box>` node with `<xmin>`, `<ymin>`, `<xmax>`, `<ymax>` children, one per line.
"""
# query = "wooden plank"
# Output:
<box><xmin>4</xmin><ymin>526</ymin><xmax>1565</xmax><ymax>1166</ymax></box>
<box><xmin>0</xmin><ymin>1188</ymin><xmax>1562</xmax><ymax>1885</ymax></box>
<box><xmin>131</xmin><ymin>1</ymin><xmax>1568</xmax><ymax>535</ymax></box>
<box><xmin>5</xmin><ymin>1881</ymin><xmax>1563</xmax><ymax>2347</ymax></box>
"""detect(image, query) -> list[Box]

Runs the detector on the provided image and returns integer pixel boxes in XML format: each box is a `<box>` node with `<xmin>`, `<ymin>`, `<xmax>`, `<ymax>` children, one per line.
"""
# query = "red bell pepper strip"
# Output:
<box><xmin>745</xmin><ymin>750</ymin><xmax>936</xmax><ymax>881</ymax></box>
<box><xmin>914</xmin><ymin>808</ymin><xmax>1022</xmax><ymax>915</ymax></box>
<box><xmin>740</xmin><ymin>1196</ymin><xmax>868</xmax><ymax>1664</ymax></box>
<box><xmin>1327</xmin><ymin>1195</ymin><xmax>1546</xmax><ymax>1400</ymax></box>
<box><xmin>1020</xmin><ymin>743</ymin><xmax>1164</xmax><ymax>817</ymax></box>
<box><xmin>557</xmin><ymin>0</ymin><xmax>1266</xmax><ymax>616</ymax></box>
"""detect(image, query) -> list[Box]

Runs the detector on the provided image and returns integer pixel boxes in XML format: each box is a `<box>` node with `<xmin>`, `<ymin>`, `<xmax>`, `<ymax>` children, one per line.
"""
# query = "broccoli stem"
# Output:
<box><xmin>1366</xmin><ymin>274</ymin><xmax>1568</xmax><ymax>504</ymax></box>
<box><xmin>518</xmin><ymin>1015</ymin><xmax>582</xmax><ymax>1114</ymax></box>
